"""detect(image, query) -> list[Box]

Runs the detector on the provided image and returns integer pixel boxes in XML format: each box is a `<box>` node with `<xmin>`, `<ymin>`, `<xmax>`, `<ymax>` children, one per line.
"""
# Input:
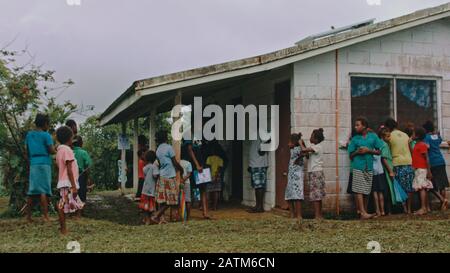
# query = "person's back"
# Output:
<box><xmin>206</xmin><ymin>155</ymin><xmax>223</xmax><ymax>178</ymax></box>
<box><xmin>425</xmin><ymin>133</ymin><xmax>445</xmax><ymax>167</ymax></box>
<box><xmin>156</xmin><ymin>143</ymin><xmax>176</xmax><ymax>179</ymax></box>
<box><xmin>248</xmin><ymin>139</ymin><xmax>268</xmax><ymax>168</ymax></box>
<box><xmin>389</xmin><ymin>129</ymin><xmax>412</xmax><ymax>166</ymax></box>
<box><xmin>73</xmin><ymin>146</ymin><xmax>91</xmax><ymax>173</ymax></box>
<box><xmin>26</xmin><ymin>130</ymin><xmax>53</xmax><ymax>166</ymax></box>
<box><xmin>25</xmin><ymin>113</ymin><xmax>55</xmax><ymax>223</ymax></box>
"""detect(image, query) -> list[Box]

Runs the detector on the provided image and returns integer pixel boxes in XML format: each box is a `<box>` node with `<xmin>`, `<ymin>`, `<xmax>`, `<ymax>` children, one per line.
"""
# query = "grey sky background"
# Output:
<box><xmin>1</xmin><ymin>0</ymin><xmax>449</xmax><ymax>122</ymax></box>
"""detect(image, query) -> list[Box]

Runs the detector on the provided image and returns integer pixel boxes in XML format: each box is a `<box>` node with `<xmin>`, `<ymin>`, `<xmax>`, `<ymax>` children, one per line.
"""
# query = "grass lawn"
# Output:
<box><xmin>0</xmin><ymin>191</ymin><xmax>448</xmax><ymax>253</ymax></box>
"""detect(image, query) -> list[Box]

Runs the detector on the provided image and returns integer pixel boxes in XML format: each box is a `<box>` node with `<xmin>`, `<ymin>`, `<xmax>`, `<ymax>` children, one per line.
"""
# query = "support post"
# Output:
<box><xmin>335</xmin><ymin>49</ymin><xmax>340</xmax><ymax>216</ymax></box>
<box><xmin>120</xmin><ymin>122</ymin><xmax>127</xmax><ymax>194</ymax></box>
<box><xmin>173</xmin><ymin>91</ymin><xmax>182</xmax><ymax>180</ymax></box>
<box><xmin>149</xmin><ymin>109</ymin><xmax>156</xmax><ymax>150</ymax></box>
<box><xmin>133</xmin><ymin>118</ymin><xmax>139</xmax><ymax>194</ymax></box>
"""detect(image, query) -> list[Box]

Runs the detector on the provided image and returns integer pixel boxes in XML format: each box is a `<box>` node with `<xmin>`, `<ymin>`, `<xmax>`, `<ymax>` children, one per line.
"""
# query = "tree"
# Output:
<box><xmin>79</xmin><ymin>112</ymin><xmax>172</xmax><ymax>191</ymax></box>
<box><xmin>0</xmin><ymin>49</ymin><xmax>76</xmax><ymax>212</ymax></box>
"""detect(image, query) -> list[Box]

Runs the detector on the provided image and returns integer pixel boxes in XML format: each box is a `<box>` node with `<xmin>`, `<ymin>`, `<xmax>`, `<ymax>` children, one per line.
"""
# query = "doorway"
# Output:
<box><xmin>275</xmin><ymin>81</ymin><xmax>291</xmax><ymax>210</ymax></box>
<box><xmin>231</xmin><ymin>97</ymin><xmax>243</xmax><ymax>201</ymax></box>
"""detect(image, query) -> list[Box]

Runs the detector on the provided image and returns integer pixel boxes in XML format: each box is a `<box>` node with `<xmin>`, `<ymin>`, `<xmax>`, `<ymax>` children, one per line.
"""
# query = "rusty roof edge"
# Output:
<box><xmin>100</xmin><ymin>2</ymin><xmax>450</xmax><ymax>122</ymax></box>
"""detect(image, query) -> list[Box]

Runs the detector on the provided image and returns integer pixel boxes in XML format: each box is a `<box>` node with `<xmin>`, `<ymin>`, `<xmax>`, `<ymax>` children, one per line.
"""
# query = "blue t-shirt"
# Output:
<box><xmin>156</xmin><ymin>143</ymin><xmax>176</xmax><ymax>178</ymax></box>
<box><xmin>25</xmin><ymin>130</ymin><xmax>53</xmax><ymax>165</ymax></box>
<box><xmin>425</xmin><ymin>134</ymin><xmax>446</xmax><ymax>167</ymax></box>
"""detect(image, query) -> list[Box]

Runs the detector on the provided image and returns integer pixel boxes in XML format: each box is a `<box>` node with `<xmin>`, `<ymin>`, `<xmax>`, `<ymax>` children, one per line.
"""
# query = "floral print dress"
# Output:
<box><xmin>285</xmin><ymin>146</ymin><xmax>304</xmax><ymax>201</ymax></box>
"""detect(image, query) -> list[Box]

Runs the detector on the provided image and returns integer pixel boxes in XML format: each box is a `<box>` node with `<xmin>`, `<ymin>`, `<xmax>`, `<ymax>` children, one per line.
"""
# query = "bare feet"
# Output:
<box><xmin>150</xmin><ymin>216</ymin><xmax>159</xmax><ymax>224</ymax></box>
<box><xmin>414</xmin><ymin>208</ymin><xmax>427</xmax><ymax>215</ymax></box>
<box><xmin>441</xmin><ymin>199</ymin><xmax>448</xmax><ymax>211</ymax></box>
<box><xmin>59</xmin><ymin>228</ymin><xmax>68</xmax><ymax>235</ymax></box>
<box><xmin>26</xmin><ymin>217</ymin><xmax>34</xmax><ymax>224</ymax></box>
<box><xmin>360</xmin><ymin>213</ymin><xmax>375</xmax><ymax>220</ymax></box>
<box><xmin>42</xmin><ymin>216</ymin><xmax>51</xmax><ymax>223</ymax></box>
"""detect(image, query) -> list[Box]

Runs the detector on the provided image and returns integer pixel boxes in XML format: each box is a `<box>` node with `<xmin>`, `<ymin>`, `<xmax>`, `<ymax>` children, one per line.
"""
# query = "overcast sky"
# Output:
<box><xmin>1</xmin><ymin>0</ymin><xmax>449</xmax><ymax>122</ymax></box>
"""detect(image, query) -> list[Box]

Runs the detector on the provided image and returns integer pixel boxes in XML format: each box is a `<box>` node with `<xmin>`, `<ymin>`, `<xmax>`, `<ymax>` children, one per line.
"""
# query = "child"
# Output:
<box><xmin>423</xmin><ymin>121</ymin><xmax>449</xmax><ymax>211</ymax></box>
<box><xmin>72</xmin><ymin>136</ymin><xmax>92</xmax><ymax>204</ymax></box>
<box><xmin>152</xmin><ymin>131</ymin><xmax>183</xmax><ymax>224</ymax></box>
<box><xmin>411</xmin><ymin>127</ymin><xmax>434</xmax><ymax>215</ymax></box>
<box><xmin>303</xmin><ymin>128</ymin><xmax>326</xmax><ymax>219</ymax></box>
<box><xmin>55</xmin><ymin>126</ymin><xmax>84</xmax><ymax>234</ymax></box>
<box><xmin>404</xmin><ymin>126</ymin><xmax>416</xmax><ymax>151</ymax></box>
<box><xmin>348</xmin><ymin>117</ymin><xmax>383</xmax><ymax>220</ymax></box>
<box><xmin>180</xmin><ymin>153</ymin><xmax>193</xmax><ymax>220</ymax></box>
<box><xmin>139</xmin><ymin>151</ymin><xmax>159</xmax><ymax>225</ymax></box>
<box><xmin>206</xmin><ymin>144</ymin><xmax>224</xmax><ymax>211</ymax></box>
<box><xmin>135</xmin><ymin>149</ymin><xmax>146</xmax><ymax>200</ymax></box>
<box><xmin>285</xmin><ymin>133</ymin><xmax>304</xmax><ymax>220</ymax></box>
<box><xmin>25</xmin><ymin>113</ymin><xmax>56</xmax><ymax>223</ymax></box>
<box><xmin>378</xmin><ymin>127</ymin><xmax>396</xmax><ymax>215</ymax></box>
<box><xmin>371</xmin><ymin>128</ymin><xmax>389</xmax><ymax>217</ymax></box>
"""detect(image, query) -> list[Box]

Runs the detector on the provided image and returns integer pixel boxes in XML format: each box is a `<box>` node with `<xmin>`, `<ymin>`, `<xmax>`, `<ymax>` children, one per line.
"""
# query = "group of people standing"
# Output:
<box><xmin>25</xmin><ymin>114</ymin><xmax>92</xmax><ymax>234</ymax></box>
<box><xmin>134</xmin><ymin>131</ymin><xmax>228</xmax><ymax>224</ymax></box>
<box><xmin>347</xmin><ymin>117</ymin><xmax>449</xmax><ymax>219</ymax></box>
<box><xmin>245</xmin><ymin>128</ymin><xmax>327</xmax><ymax>220</ymax></box>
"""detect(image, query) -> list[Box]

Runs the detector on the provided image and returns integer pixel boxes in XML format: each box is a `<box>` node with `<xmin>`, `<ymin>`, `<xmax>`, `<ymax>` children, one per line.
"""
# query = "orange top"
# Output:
<box><xmin>138</xmin><ymin>159</ymin><xmax>145</xmax><ymax>179</ymax></box>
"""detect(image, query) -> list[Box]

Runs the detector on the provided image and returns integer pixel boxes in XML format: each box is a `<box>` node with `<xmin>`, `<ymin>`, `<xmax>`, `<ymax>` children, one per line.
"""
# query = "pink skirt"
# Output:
<box><xmin>58</xmin><ymin>188</ymin><xmax>85</xmax><ymax>214</ymax></box>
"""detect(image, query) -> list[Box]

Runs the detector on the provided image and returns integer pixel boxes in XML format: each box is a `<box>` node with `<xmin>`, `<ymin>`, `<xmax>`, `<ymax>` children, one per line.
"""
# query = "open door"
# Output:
<box><xmin>231</xmin><ymin>97</ymin><xmax>243</xmax><ymax>201</ymax></box>
<box><xmin>275</xmin><ymin>81</ymin><xmax>291</xmax><ymax>210</ymax></box>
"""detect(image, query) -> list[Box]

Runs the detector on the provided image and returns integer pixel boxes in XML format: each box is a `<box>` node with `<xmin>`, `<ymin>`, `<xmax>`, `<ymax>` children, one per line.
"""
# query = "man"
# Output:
<box><xmin>247</xmin><ymin>138</ymin><xmax>269</xmax><ymax>213</ymax></box>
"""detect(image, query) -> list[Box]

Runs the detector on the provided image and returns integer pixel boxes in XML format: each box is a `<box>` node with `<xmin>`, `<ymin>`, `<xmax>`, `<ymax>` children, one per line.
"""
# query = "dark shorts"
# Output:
<box><xmin>136</xmin><ymin>178</ymin><xmax>145</xmax><ymax>197</ymax></box>
<box><xmin>78</xmin><ymin>172</ymin><xmax>88</xmax><ymax>202</ymax></box>
<box><xmin>430</xmin><ymin>165</ymin><xmax>450</xmax><ymax>191</ymax></box>
<box><xmin>372</xmin><ymin>174</ymin><xmax>387</xmax><ymax>192</ymax></box>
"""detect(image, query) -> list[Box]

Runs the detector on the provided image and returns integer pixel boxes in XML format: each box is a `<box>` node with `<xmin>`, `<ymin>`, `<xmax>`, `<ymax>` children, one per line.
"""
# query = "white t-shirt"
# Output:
<box><xmin>248</xmin><ymin>139</ymin><xmax>268</xmax><ymax>168</ymax></box>
<box><xmin>307</xmin><ymin>143</ymin><xmax>323</xmax><ymax>173</ymax></box>
<box><xmin>372</xmin><ymin>155</ymin><xmax>384</xmax><ymax>176</ymax></box>
<box><xmin>180</xmin><ymin>160</ymin><xmax>193</xmax><ymax>183</ymax></box>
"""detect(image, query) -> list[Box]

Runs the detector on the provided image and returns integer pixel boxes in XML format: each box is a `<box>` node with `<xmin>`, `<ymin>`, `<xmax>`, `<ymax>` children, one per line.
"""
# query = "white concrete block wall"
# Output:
<box><xmin>293</xmin><ymin>18</ymin><xmax>450</xmax><ymax>212</ymax></box>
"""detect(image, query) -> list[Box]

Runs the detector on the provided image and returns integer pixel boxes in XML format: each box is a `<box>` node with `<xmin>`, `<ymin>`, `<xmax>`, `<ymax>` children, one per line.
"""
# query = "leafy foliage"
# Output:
<box><xmin>0</xmin><ymin>49</ymin><xmax>76</xmax><ymax>212</ymax></box>
<box><xmin>79</xmin><ymin>112</ymin><xmax>172</xmax><ymax>190</ymax></box>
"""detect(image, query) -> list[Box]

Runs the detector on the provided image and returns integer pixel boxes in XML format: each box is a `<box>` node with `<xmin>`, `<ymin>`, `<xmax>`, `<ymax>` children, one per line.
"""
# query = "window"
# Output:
<box><xmin>351</xmin><ymin>76</ymin><xmax>438</xmax><ymax>131</ymax></box>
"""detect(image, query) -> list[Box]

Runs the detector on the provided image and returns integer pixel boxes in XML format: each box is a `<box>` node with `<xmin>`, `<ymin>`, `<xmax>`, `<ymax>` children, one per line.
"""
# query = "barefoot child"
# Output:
<box><xmin>72</xmin><ymin>136</ymin><xmax>92</xmax><ymax>206</ymax></box>
<box><xmin>371</xmin><ymin>129</ymin><xmax>389</xmax><ymax>217</ymax></box>
<box><xmin>180</xmin><ymin>153</ymin><xmax>193</xmax><ymax>220</ymax></box>
<box><xmin>55</xmin><ymin>126</ymin><xmax>84</xmax><ymax>234</ymax></box>
<box><xmin>206</xmin><ymin>144</ymin><xmax>224</xmax><ymax>211</ymax></box>
<box><xmin>25</xmin><ymin>113</ymin><xmax>56</xmax><ymax>222</ymax></box>
<box><xmin>348</xmin><ymin>117</ymin><xmax>383</xmax><ymax>220</ymax></box>
<box><xmin>135</xmin><ymin>149</ymin><xmax>146</xmax><ymax>200</ymax></box>
<box><xmin>152</xmin><ymin>131</ymin><xmax>183</xmax><ymax>224</ymax></box>
<box><xmin>285</xmin><ymin>133</ymin><xmax>304</xmax><ymax>220</ymax></box>
<box><xmin>423</xmin><ymin>121</ymin><xmax>449</xmax><ymax>211</ymax></box>
<box><xmin>139</xmin><ymin>151</ymin><xmax>159</xmax><ymax>224</ymax></box>
<box><xmin>411</xmin><ymin>127</ymin><xmax>434</xmax><ymax>215</ymax></box>
<box><xmin>378</xmin><ymin>127</ymin><xmax>396</xmax><ymax>215</ymax></box>
<box><xmin>303</xmin><ymin>129</ymin><xmax>326</xmax><ymax>219</ymax></box>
